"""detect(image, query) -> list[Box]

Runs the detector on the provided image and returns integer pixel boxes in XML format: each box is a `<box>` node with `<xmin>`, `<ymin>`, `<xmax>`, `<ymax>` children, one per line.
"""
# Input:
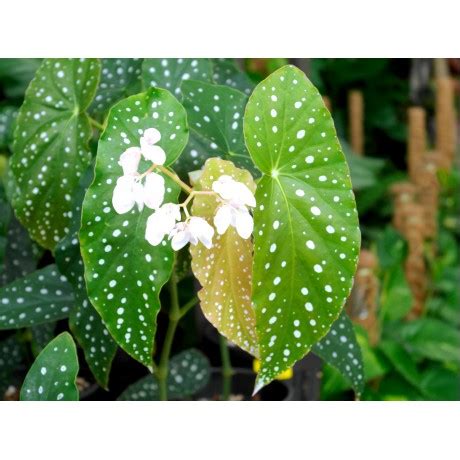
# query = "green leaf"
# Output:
<box><xmin>379</xmin><ymin>341</ymin><xmax>420</xmax><ymax>389</ymax></box>
<box><xmin>380</xmin><ymin>264</ymin><xmax>413</xmax><ymax>322</ymax></box>
<box><xmin>0</xmin><ymin>214</ymin><xmax>40</xmax><ymax>286</ymax></box>
<box><xmin>0</xmin><ymin>334</ymin><xmax>23</xmax><ymax>372</ymax></box>
<box><xmin>30</xmin><ymin>322</ymin><xmax>56</xmax><ymax>354</ymax></box>
<box><xmin>0</xmin><ymin>265</ymin><xmax>74</xmax><ymax>329</ymax></box>
<box><xmin>392</xmin><ymin>318</ymin><xmax>460</xmax><ymax>365</ymax></box>
<box><xmin>118</xmin><ymin>349</ymin><xmax>210</xmax><ymax>400</ymax></box>
<box><xmin>190</xmin><ymin>158</ymin><xmax>258</xmax><ymax>356</ymax></box>
<box><xmin>142</xmin><ymin>58</ymin><xmax>212</xmax><ymax>98</ymax></box>
<box><xmin>90</xmin><ymin>58</ymin><xmax>143</xmax><ymax>117</ymax></box>
<box><xmin>0</xmin><ymin>334</ymin><xmax>24</xmax><ymax>392</ymax></box>
<box><xmin>341</xmin><ymin>139</ymin><xmax>384</xmax><ymax>190</ymax></box>
<box><xmin>0</xmin><ymin>106</ymin><xmax>18</xmax><ymax>150</ymax></box>
<box><xmin>244</xmin><ymin>65</ymin><xmax>360</xmax><ymax>390</ymax></box>
<box><xmin>181</xmin><ymin>80</ymin><xmax>257</xmax><ymax>175</ymax></box>
<box><xmin>212</xmin><ymin>58</ymin><xmax>255</xmax><ymax>95</ymax></box>
<box><xmin>0</xmin><ymin>58</ymin><xmax>42</xmax><ymax>99</ymax></box>
<box><xmin>20</xmin><ymin>332</ymin><xmax>79</xmax><ymax>401</ymax></box>
<box><xmin>10</xmin><ymin>58</ymin><xmax>100</xmax><ymax>249</ymax></box>
<box><xmin>355</xmin><ymin>326</ymin><xmax>391</xmax><ymax>381</ymax></box>
<box><xmin>80</xmin><ymin>88</ymin><xmax>188</xmax><ymax>367</ymax></box>
<box><xmin>419</xmin><ymin>366</ymin><xmax>460</xmax><ymax>401</ymax></box>
<box><xmin>313</xmin><ymin>311</ymin><xmax>364</xmax><ymax>395</ymax></box>
<box><xmin>55</xmin><ymin>167</ymin><xmax>117</xmax><ymax>389</ymax></box>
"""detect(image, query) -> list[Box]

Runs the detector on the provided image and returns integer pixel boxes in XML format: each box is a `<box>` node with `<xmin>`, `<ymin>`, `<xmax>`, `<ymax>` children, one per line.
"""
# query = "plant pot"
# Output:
<box><xmin>195</xmin><ymin>367</ymin><xmax>295</xmax><ymax>401</ymax></box>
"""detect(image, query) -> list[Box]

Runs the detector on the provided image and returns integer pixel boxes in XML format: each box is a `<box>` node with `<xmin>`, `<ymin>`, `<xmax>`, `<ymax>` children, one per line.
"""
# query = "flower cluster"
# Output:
<box><xmin>111</xmin><ymin>128</ymin><xmax>256</xmax><ymax>251</ymax></box>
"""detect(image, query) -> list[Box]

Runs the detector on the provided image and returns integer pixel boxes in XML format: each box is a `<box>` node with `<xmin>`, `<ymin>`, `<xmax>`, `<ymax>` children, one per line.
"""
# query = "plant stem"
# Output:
<box><xmin>219</xmin><ymin>334</ymin><xmax>233</xmax><ymax>401</ymax></box>
<box><xmin>157</xmin><ymin>272</ymin><xmax>181</xmax><ymax>401</ymax></box>
<box><xmin>89</xmin><ymin>117</ymin><xmax>104</xmax><ymax>131</ymax></box>
<box><xmin>179</xmin><ymin>296</ymin><xmax>199</xmax><ymax>319</ymax></box>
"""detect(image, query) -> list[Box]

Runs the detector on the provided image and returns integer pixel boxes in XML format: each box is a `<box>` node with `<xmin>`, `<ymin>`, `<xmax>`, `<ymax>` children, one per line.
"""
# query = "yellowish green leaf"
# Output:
<box><xmin>190</xmin><ymin>157</ymin><xmax>258</xmax><ymax>356</ymax></box>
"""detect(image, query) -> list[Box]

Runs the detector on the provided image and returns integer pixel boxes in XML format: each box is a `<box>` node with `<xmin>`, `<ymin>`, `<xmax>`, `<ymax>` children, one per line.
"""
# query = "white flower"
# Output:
<box><xmin>212</xmin><ymin>175</ymin><xmax>256</xmax><ymax>208</ymax></box>
<box><xmin>118</xmin><ymin>147</ymin><xmax>141</xmax><ymax>176</ymax></box>
<box><xmin>140</xmin><ymin>128</ymin><xmax>166</xmax><ymax>165</ymax></box>
<box><xmin>112</xmin><ymin>175</ymin><xmax>144</xmax><ymax>214</ymax></box>
<box><xmin>143</xmin><ymin>172</ymin><xmax>165</xmax><ymax>210</ymax></box>
<box><xmin>145</xmin><ymin>203</ymin><xmax>181</xmax><ymax>246</ymax></box>
<box><xmin>212</xmin><ymin>175</ymin><xmax>256</xmax><ymax>239</ymax></box>
<box><xmin>169</xmin><ymin>217</ymin><xmax>214</xmax><ymax>251</ymax></box>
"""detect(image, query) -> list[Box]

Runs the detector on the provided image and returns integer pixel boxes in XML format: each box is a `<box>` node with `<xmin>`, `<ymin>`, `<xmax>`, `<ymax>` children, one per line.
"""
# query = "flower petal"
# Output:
<box><xmin>118</xmin><ymin>147</ymin><xmax>141</xmax><ymax>176</ymax></box>
<box><xmin>235</xmin><ymin>182</ymin><xmax>256</xmax><ymax>208</ymax></box>
<box><xmin>189</xmin><ymin>217</ymin><xmax>214</xmax><ymax>249</ymax></box>
<box><xmin>143</xmin><ymin>172</ymin><xmax>165</xmax><ymax>210</ymax></box>
<box><xmin>171</xmin><ymin>229</ymin><xmax>190</xmax><ymax>251</ymax></box>
<box><xmin>212</xmin><ymin>175</ymin><xmax>237</xmax><ymax>201</ymax></box>
<box><xmin>140</xmin><ymin>143</ymin><xmax>166</xmax><ymax>165</ymax></box>
<box><xmin>112</xmin><ymin>176</ymin><xmax>136</xmax><ymax>214</ymax></box>
<box><xmin>234</xmin><ymin>207</ymin><xmax>254</xmax><ymax>239</ymax></box>
<box><xmin>214</xmin><ymin>204</ymin><xmax>233</xmax><ymax>235</ymax></box>
<box><xmin>142</xmin><ymin>127</ymin><xmax>161</xmax><ymax>145</ymax></box>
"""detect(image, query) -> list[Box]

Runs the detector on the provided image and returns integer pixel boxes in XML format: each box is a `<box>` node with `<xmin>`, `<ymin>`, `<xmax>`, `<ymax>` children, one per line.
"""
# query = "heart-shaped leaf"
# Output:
<box><xmin>20</xmin><ymin>332</ymin><xmax>79</xmax><ymax>401</ymax></box>
<box><xmin>80</xmin><ymin>88</ymin><xmax>188</xmax><ymax>368</ymax></box>
<box><xmin>190</xmin><ymin>158</ymin><xmax>258</xmax><ymax>356</ymax></box>
<box><xmin>118</xmin><ymin>349</ymin><xmax>210</xmax><ymax>400</ymax></box>
<box><xmin>181</xmin><ymin>80</ymin><xmax>257</xmax><ymax>175</ymax></box>
<box><xmin>313</xmin><ymin>311</ymin><xmax>364</xmax><ymax>395</ymax></box>
<box><xmin>212</xmin><ymin>58</ymin><xmax>255</xmax><ymax>95</ymax></box>
<box><xmin>90</xmin><ymin>58</ymin><xmax>142</xmax><ymax>117</ymax></box>
<box><xmin>244</xmin><ymin>65</ymin><xmax>360</xmax><ymax>390</ymax></box>
<box><xmin>10</xmin><ymin>58</ymin><xmax>100</xmax><ymax>249</ymax></box>
<box><xmin>142</xmin><ymin>58</ymin><xmax>212</xmax><ymax>98</ymax></box>
<box><xmin>0</xmin><ymin>264</ymin><xmax>74</xmax><ymax>329</ymax></box>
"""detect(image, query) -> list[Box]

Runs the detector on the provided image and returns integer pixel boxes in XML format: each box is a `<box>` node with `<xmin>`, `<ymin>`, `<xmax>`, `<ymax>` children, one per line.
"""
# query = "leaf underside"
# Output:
<box><xmin>190</xmin><ymin>157</ymin><xmax>258</xmax><ymax>357</ymax></box>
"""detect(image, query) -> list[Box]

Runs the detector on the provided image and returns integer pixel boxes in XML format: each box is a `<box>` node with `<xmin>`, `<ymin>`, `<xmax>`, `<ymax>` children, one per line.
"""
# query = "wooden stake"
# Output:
<box><xmin>348</xmin><ymin>90</ymin><xmax>364</xmax><ymax>155</ymax></box>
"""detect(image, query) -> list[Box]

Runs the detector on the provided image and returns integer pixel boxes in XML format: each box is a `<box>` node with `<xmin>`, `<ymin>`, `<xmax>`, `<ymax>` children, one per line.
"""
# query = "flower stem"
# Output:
<box><xmin>157</xmin><ymin>271</ymin><xmax>181</xmax><ymax>401</ymax></box>
<box><xmin>219</xmin><ymin>334</ymin><xmax>233</xmax><ymax>401</ymax></box>
<box><xmin>156</xmin><ymin>165</ymin><xmax>192</xmax><ymax>194</ymax></box>
<box><xmin>89</xmin><ymin>117</ymin><xmax>105</xmax><ymax>131</ymax></box>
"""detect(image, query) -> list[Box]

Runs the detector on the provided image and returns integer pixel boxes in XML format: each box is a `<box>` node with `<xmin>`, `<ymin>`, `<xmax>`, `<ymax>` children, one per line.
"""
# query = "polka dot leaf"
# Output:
<box><xmin>55</xmin><ymin>173</ymin><xmax>117</xmax><ymax>390</ymax></box>
<box><xmin>80</xmin><ymin>88</ymin><xmax>188</xmax><ymax>368</ymax></box>
<box><xmin>0</xmin><ymin>264</ymin><xmax>75</xmax><ymax>329</ymax></box>
<box><xmin>0</xmin><ymin>105</ymin><xmax>18</xmax><ymax>150</ymax></box>
<box><xmin>313</xmin><ymin>311</ymin><xmax>364</xmax><ymax>395</ymax></box>
<box><xmin>190</xmin><ymin>157</ymin><xmax>258</xmax><ymax>357</ymax></box>
<box><xmin>90</xmin><ymin>58</ymin><xmax>143</xmax><ymax>117</ymax></box>
<box><xmin>181</xmin><ymin>80</ymin><xmax>258</xmax><ymax>176</ymax></box>
<box><xmin>20</xmin><ymin>332</ymin><xmax>79</xmax><ymax>401</ymax></box>
<box><xmin>10</xmin><ymin>58</ymin><xmax>100</xmax><ymax>250</ymax></box>
<box><xmin>212</xmin><ymin>58</ymin><xmax>255</xmax><ymax>96</ymax></box>
<box><xmin>244</xmin><ymin>65</ymin><xmax>361</xmax><ymax>391</ymax></box>
<box><xmin>118</xmin><ymin>349</ymin><xmax>210</xmax><ymax>401</ymax></box>
<box><xmin>142</xmin><ymin>58</ymin><xmax>212</xmax><ymax>99</ymax></box>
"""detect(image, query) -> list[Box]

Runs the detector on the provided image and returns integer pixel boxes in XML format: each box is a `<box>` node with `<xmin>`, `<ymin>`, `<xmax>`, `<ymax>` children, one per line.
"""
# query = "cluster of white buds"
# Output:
<box><xmin>111</xmin><ymin>128</ymin><xmax>256</xmax><ymax>251</ymax></box>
